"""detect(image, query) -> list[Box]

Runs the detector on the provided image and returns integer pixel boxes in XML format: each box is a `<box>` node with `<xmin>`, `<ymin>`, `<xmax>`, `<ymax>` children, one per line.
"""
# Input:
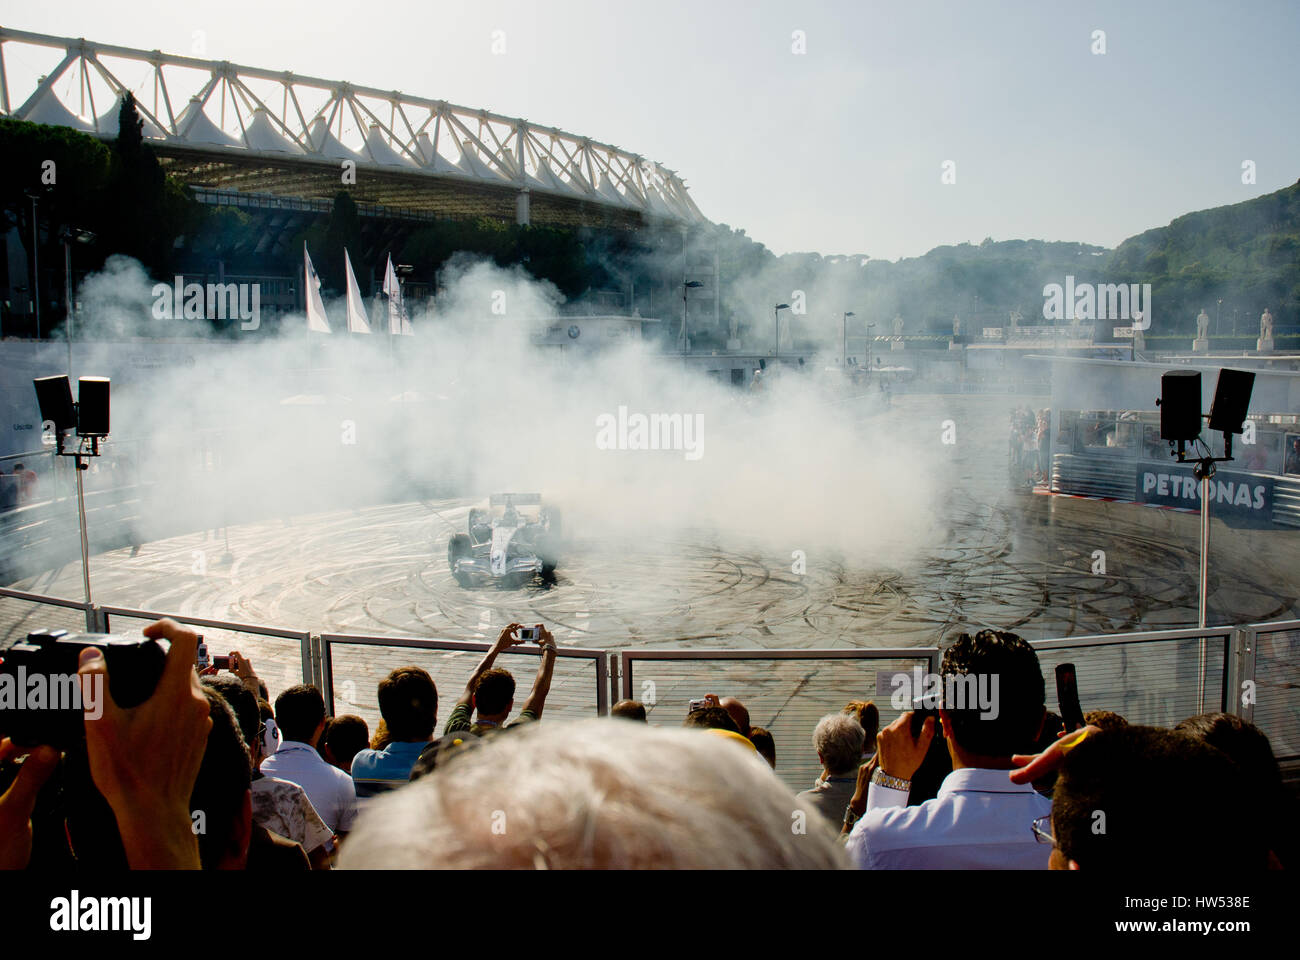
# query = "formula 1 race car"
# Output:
<box><xmin>446</xmin><ymin>494</ymin><xmax>562</xmax><ymax>587</ymax></box>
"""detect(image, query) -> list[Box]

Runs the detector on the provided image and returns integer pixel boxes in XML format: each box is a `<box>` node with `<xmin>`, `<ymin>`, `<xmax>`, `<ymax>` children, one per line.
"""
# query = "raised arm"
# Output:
<box><xmin>456</xmin><ymin>623</ymin><xmax>522</xmax><ymax>710</ymax></box>
<box><xmin>520</xmin><ymin>625</ymin><xmax>558</xmax><ymax>720</ymax></box>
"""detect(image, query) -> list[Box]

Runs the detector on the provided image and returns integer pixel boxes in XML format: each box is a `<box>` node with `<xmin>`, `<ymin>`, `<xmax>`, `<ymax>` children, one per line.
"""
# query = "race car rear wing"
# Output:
<box><xmin>489</xmin><ymin>493</ymin><xmax>542</xmax><ymax>506</ymax></box>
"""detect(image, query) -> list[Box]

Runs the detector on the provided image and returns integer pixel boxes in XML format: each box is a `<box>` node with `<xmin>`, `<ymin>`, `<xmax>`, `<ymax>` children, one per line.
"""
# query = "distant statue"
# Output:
<box><xmin>952</xmin><ymin>315</ymin><xmax>962</xmax><ymax>337</ymax></box>
<box><xmin>1196</xmin><ymin>308</ymin><xmax>1210</xmax><ymax>341</ymax></box>
<box><xmin>1260</xmin><ymin>308</ymin><xmax>1274</xmax><ymax>340</ymax></box>
<box><xmin>1132</xmin><ymin>319</ymin><xmax>1145</xmax><ymax>351</ymax></box>
<box><xmin>1009</xmin><ymin>308</ymin><xmax>1022</xmax><ymax>329</ymax></box>
<box><xmin>893</xmin><ymin>315</ymin><xmax>904</xmax><ymax>337</ymax></box>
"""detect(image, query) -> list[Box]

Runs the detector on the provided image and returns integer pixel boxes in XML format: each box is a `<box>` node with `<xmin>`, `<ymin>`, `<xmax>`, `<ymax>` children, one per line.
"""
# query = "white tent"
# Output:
<box><xmin>176</xmin><ymin>97</ymin><xmax>243</xmax><ymax>147</ymax></box>
<box><xmin>25</xmin><ymin>88</ymin><xmax>94</xmax><ymax>131</ymax></box>
<box><xmin>364</xmin><ymin>125</ymin><xmax>416</xmax><ymax>167</ymax></box>
<box><xmin>307</xmin><ymin>117</ymin><xmax>363</xmax><ymax>162</ymax></box>
<box><xmin>244</xmin><ymin>108</ymin><xmax>305</xmax><ymax>154</ymax></box>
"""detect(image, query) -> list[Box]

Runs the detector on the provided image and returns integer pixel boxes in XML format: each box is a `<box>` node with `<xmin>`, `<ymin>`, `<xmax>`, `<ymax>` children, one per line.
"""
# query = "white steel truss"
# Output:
<box><xmin>0</xmin><ymin>27</ymin><xmax>705</xmax><ymax>223</ymax></box>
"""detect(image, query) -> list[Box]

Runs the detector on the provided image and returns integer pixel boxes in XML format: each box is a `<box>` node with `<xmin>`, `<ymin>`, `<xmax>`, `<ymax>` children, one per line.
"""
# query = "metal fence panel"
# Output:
<box><xmin>1253</xmin><ymin>624</ymin><xmax>1300</xmax><ymax>760</ymax></box>
<box><xmin>1030</xmin><ymin>632</ymin><xmax>1231</xmax><ymax>729</ymax></box>
<box><xmin>320</xmin><ymin>634</ymin><xmax>607</xmax><ymax>737</ymax></box>
<box><xmin>99</xmin><ymin>607</ymin><xmax>311</xmax><ymax>704</ymax></box>
<box><xmin>0</xmin><ymin>587</ymin><xmax>93</xmax><ymax>642</ymax></box>
<box><xmin>621</xmin><ymin>649</ymin><xmax>937</xmax><ymax>795</ymax></box>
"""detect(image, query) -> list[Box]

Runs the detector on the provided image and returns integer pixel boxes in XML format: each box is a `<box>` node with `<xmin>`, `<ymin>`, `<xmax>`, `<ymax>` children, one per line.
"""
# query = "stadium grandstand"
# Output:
<box><xmin>0</xmin><ymin>26</ymin><xmax>706</xmax><ymax>231</ymax></box>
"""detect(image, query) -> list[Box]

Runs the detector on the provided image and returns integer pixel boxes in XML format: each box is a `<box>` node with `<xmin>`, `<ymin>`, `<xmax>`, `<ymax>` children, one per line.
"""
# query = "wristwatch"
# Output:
<box><xmin>870</xmin><ymin>768</ymin><xmax>912</xmax><ymax>792</ymax></box>
<box><xmin>842</xmin><ymin>806</ymin><xmax>861</xmax><ymax>828</ymax></box>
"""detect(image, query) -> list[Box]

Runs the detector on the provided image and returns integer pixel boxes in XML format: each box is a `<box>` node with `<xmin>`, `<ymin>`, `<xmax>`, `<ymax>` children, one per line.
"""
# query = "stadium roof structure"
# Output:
<box><xmin>0</xmin><ymin>27</ymin><xmax>707</xmax><ymax>229</ymax></box>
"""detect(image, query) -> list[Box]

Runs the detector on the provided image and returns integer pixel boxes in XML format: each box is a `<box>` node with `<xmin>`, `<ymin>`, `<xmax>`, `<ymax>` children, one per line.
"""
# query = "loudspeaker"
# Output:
<box><xmin>33</xmin><ymin>376</ymin><xmax>76</xmax><ymax>433</ymax></box>
<box><xmin>1208</xmin><ymin>368</ymin><xmax>1255</xmax><ymax>435</ymax></box>
<box><xmin>1159</xmin><ymin>370</ymin><xmax>1201</xmax><ymax>441</ymax></box>
<box><xmin>76</xmin><ymin>377</ymin><xmax>111</xmax><ymax>437</ymax></box>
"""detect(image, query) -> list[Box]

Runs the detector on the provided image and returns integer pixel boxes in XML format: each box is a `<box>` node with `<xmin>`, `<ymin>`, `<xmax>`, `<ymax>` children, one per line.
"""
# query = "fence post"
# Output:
<box><xmin>607</xmin><ymin>653</ymin><xmax>620</xmax><ymax>716</ymax></box>
<box><xmin>301</xmin><ymin>634</ymin><xmax>317</xmax><ymax>690</ymax></box>
<box><xmin>1226</xmin><ymin>626</ymin><xmax>1257</xmax><ymax>723</ymax></box>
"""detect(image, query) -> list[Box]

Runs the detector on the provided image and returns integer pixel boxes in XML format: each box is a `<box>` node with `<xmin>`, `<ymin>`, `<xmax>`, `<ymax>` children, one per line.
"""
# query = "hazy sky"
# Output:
<box><xmin>4</xmin><ymin>0</ymin><xmax>1298</xmax><ymax>260</ymax></box>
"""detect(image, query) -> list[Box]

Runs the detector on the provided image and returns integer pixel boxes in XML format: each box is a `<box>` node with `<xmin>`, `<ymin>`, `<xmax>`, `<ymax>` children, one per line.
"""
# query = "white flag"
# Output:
<box><xmin>304</xmin><ymin>244</ymin><xmax>330</xmax><ymax>333</ymax></box>
<box><xmin>344</xmin><ymin>249</ymin><xmax>371</xmax><ymax>334</ymax></box>
<box><xmin>383</xmin><ymin>255</ymin><xmax>413</xmax><ymax>336</ymax></box>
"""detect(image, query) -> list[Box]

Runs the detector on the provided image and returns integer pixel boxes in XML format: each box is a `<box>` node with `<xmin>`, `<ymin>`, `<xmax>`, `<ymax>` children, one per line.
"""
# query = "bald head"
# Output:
<box><xmin>719</xmin><ymin>697</ymin><xmax>750</xmax><ymax>737</ymax></box>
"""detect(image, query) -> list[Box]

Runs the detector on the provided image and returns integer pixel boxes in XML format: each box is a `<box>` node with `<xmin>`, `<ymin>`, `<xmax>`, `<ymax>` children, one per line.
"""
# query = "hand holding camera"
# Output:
<box><xmin>79</xmin><ymin>618</ymin><xmax>213</xmax><ymax>869</ymax></box>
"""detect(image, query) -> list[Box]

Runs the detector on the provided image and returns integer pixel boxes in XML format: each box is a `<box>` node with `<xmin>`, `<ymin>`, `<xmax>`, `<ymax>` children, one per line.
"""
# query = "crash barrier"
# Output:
<box><xmin>0</xmin><ymin>587</ymin><xmax>1293</xmax><ymax>786</ymax></box>
<box><xmin>618</xmin><ymin>647</ymin><xmax>941</xmax><ymax>793</ymax></box>
<box><xmin>317</xmin><ymin>633</ymin><xmax>609</xmax><ymax>726</ymax></box>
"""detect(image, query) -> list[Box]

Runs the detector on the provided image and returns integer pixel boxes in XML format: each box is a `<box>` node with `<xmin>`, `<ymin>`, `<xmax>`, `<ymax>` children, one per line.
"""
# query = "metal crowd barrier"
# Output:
<box><xmin>318</xmin><ymin>633</ymin><xmax>609</xmax><ymax>727</ymax></box>
<box><xmin>619</xmin><ymin>647</ymin><xmax>942</xmax><ymax>792</ymax></box>
<box><xmin>0</xmin><ymin>584</ymin><xmax>1294</xmax><ymax>767</ymax></box>
<box><xmin>98</xmin><ymin>605</ymin><xmax>313</xmax><ymax>701</ymax></box>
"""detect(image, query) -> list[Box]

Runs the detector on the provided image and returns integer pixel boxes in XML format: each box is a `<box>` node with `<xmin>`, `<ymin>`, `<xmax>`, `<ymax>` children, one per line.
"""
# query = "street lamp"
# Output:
<box><xmin>842</xmin><ymin>311</ymin><xmax>855</xmax><ymax>366</ymax></box>
<box><xmin>25</xmin><ymin>190</ymin><xmax>41</xmax><ymax>337</ymax></box>
<box><xmin>866</xmin><ymin>320</ymin><xmax>876</xmax><ymax>375</ymax></box>
<box><xmin>58</xmin><ymin>226</ymin><xmax>96</xmax><ymax>378</ymax></box>
<box><xmin>773</xmin><ymin>303</ymin><xmax>790</xmax><ymax>358</ymax></box>
<box><xmin>681</xmin><ymin>280</ymin><xmax>703</xmax><ymax>355</ymax></box>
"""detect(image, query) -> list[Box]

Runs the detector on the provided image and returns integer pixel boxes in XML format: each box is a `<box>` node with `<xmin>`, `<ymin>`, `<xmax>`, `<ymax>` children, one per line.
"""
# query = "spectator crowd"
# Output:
<box><xmin>0</xmin><ymin>620</ymin><xmax>1293</xmax><ymax>871</ymax></box>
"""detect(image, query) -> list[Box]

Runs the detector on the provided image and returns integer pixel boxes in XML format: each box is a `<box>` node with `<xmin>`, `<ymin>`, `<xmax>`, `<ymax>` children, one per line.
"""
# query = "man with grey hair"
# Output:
<box><xmin>339</xmin><ymin>719</ymin><xmax>847</xmax><ymax>869</ymax></box>
<box><xmin>796</xmin><ymin>713</ymin><xmax>866</xmax><ymax>828</ymax></box>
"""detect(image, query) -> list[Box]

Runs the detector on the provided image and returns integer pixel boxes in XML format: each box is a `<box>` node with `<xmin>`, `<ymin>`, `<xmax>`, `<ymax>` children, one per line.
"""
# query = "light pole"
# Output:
<box><xmin>866</xmin><ymin>321</ymin><xmax>876</xmax><ymax>375</ymax></box>
<box><xmin>58</xmin><ymin>227</ymin><xmax>95</xmax><ymax>379</ymax></box>
<box><xmin>681</xmin><ymin>280</ymin><xmax>703</xmax><ymax>355</ymax></box>
<box><xmin>773</xmin><ymin>302</ymin><xmax>790</xmax><ymax>358</ymax></box>
<box><xmin>26</xmin><ymin>191</ymin><xmax>41</xmax><ymax>337</ymax></box>
<box><xmin>842</xmin><ymin>311</ymin><xmax>855</xmax><ymax>366</ymax></box>
<box><xmin>1216</xmin><ymin>299</ymin><xmax>1222</xmax><ymax>338</ymax></box>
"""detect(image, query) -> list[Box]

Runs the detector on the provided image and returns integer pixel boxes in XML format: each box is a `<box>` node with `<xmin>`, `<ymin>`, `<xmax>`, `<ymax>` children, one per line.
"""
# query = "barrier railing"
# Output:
<box><xmin>1027</xmin><ymin>626</ymin><xmax>1234</xmax><ymax>730</ymax></box>
<box><xmin>0</xmin><ymin>585</ymin><xmax>95</xmax><ymax>634</ymax></box>
<box><xmin>1247</xmin><ymin>620</ymin><xmax>1300</xmax><ymax>762</ymax></box>
<box><xmin>619</xmin><ymin>647</ymin><xmax>942</xmax><ymax>793</ymax></box>
<box><xmin>318</xmin><ymin>633</ymin><xmax>609</xmax><ymax>733</ymax></box>
<box><xmin>99</xmin><ymin>605</ymin><xmax>313</xmax><ymax>703</ymax></box>
<box><xmin>1</xmin><ymin>583</ymin><xmax>1294</xmax><ymax>766</ymax></box>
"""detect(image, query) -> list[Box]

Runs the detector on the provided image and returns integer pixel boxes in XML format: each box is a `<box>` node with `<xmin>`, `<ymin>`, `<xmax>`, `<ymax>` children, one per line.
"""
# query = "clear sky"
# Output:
<box><xmin>4</xmin><ymin>0</ymin><xmax>1297</xmax><ymax>260</ymax></box>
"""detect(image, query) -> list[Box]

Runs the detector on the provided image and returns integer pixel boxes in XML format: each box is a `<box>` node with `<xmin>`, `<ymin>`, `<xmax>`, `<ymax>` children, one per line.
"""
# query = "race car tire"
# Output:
<box><xmin>448</xmin><ymin>533</ymin><xmax>473</xmax><ymax>586</ymax></box>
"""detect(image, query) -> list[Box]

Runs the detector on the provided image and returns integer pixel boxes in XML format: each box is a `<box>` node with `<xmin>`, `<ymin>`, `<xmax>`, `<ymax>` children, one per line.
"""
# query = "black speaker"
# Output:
<box><xmin>33</xmin><ymin>376</ymin><xmax>76</xmax><ymax>433</ymax></box>
<box><xmin>1208</xmin><ymin>368</ymin><xmax>1255</xmax><ymax>435</ymax></box>
<box><xmin>76</xmin><ymin>377</ymin><xmax>111</xmax><ymax>437</ymax></box>
<box><xmin>1159</xmin><ymin>370</ymin><xmax>1201</xmax><ymax>441</ymax></box>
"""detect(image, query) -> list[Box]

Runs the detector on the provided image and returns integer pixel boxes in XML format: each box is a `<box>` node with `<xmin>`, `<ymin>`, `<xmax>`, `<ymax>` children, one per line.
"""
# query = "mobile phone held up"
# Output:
<box><xmin>1056</xmin><ymin>663</ymin><xmax>1085</xmax><ymax>732</ymax></box>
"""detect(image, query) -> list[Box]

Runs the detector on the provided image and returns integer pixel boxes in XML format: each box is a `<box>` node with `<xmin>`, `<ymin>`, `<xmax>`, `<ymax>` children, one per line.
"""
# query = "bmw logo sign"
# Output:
<box><xmin>567</xmin><ymin>324</ymin><xmax>580</xmax><ymax>339</ymax></box>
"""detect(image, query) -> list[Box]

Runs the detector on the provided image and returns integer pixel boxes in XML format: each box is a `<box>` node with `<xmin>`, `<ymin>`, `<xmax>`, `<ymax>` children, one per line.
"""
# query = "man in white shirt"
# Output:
<box><xmin>843</xmin><ymin>630</ymin><xmax>1052</xmax><ymax>869</ymax></box>
<box><xmin>261</xmin><ymin>685</ymin><xmax>358</xmax><ymax>839</ymax></box>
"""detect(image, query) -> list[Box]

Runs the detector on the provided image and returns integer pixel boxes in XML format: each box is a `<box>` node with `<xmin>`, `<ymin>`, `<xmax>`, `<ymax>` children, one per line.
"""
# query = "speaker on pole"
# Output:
<box><xmin>1207</xmin><ymin>368</ymin><xmax>1255</xmax><ymax>435</ymax></box>
<box><xmin>1159</xmin><ymin>370</ymin><xmax>1201</xmax><ymax>442</ymax></box>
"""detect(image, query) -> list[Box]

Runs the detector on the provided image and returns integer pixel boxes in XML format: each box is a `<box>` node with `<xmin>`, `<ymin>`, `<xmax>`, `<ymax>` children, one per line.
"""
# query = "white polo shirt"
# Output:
<box><xmin>259</xmin><ymin>741</ymin><xmax>358</xmax><ymax>834</ymax></box>
<box><xmin>845</xmin><ymin>767</ymin><xmax>1052</xmax><ymax>870</ymax></box>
